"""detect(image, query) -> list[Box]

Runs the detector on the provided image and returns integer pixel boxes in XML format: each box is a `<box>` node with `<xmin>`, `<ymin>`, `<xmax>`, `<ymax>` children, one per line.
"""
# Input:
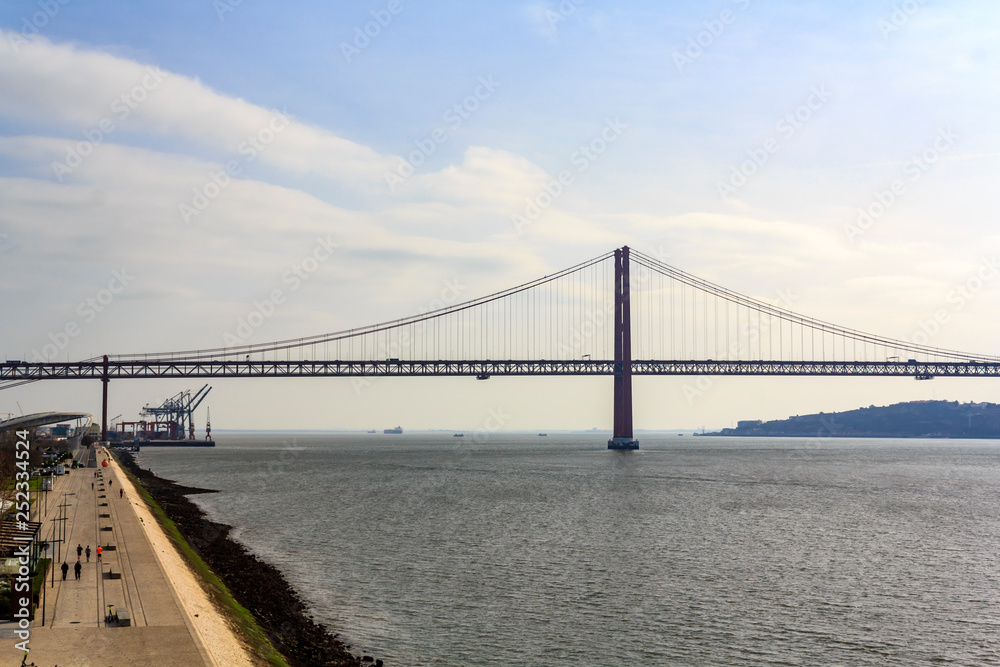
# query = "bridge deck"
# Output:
<box><xmin>3</xmin><ymin>359</ymin><xmax>1000</xmax><ymax>380</ymax></box>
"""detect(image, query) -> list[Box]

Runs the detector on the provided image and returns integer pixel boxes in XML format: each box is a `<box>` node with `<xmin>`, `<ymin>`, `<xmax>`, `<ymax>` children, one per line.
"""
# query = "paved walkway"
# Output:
<box><xmin>0</xmin><ymin>445</ymin><xmax>216</xmax><ymax>666</ymax></box>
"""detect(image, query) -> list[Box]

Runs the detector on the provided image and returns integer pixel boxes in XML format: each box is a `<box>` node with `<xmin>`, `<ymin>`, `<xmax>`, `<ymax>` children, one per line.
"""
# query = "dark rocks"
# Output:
<box><xmin>117</xmin><ymin>451</ymin><xmax>371</xmax><ymax>667</ymax></box>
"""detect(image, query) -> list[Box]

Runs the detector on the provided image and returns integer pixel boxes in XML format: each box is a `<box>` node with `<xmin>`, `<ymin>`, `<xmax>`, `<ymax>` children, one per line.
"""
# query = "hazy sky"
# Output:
<box><xmin>2</xmin><ymin>1</ymin><xmax>999</xmax><ymax>432</ymax></box>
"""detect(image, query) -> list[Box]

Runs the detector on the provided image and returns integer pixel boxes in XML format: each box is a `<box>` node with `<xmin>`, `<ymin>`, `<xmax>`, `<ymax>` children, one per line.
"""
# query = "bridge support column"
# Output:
<box><xmin>609</xmin><ymin>246</ymin><xmax>638</xmax><ymax>450</ymax></box>
<box><xmin>101</xmin><ymin>355</ymin><xmax>109</xmax><ymax>443</ymax></box>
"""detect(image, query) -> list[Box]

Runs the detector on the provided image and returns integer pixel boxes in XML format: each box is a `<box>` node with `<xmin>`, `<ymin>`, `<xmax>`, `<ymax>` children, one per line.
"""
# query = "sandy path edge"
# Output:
<box><xmin>104</xmin><ymin>447</ymin><xmax>265</xmax><ymax>667</ymax></box>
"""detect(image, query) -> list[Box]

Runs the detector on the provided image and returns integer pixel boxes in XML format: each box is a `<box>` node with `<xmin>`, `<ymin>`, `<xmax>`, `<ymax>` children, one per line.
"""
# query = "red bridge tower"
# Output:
<box><xmin>609</xmin><ymin>246</ymin><xmax>638</xmax><ymax>450</ymax></box>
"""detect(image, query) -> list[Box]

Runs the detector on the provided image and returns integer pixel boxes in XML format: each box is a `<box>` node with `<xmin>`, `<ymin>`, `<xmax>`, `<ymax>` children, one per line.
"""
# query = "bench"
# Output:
<box><xmin>98</xmin><ymin>494</ymin><xmax>106</xmax><ymax>498</ymax></box>
<box><xmin>99</xmin><ymin>512</ymin><xmax>110</xmax><ymax>518</ymax></box>
<box><xmin>105</xmin><ymin>566</ymin><xmax>121</xmax><ymax>579</ymax></box>
<box><xmin>105</xmin><ymin>604</ymin><xmax>130</xmax><ymax>627</ymax></box>
<box><xmin>103</xmin><ymin>542</ymin><xmax>117</xmax><ymax>551</ymax></box>
<box><xmin>100</xmin><ymin>523</ymin><xmax>113</xmax><ymax>532</ymax></box>
<box><xmin>99</xmin><ymin>502</ymin><xmax>108</xmax><ymax>507</ymax></box>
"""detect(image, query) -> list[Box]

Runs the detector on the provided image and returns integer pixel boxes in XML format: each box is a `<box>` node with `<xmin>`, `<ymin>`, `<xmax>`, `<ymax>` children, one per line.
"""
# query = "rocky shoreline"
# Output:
<box><xmin>116</xmin><ymin>451</ymin><xmax>378</xmax><ymax>667</ymax></box>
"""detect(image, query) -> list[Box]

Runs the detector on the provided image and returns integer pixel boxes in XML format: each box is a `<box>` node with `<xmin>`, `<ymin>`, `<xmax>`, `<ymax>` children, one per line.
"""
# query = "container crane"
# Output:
<box><xmin>137</xmin><ymin>385</ymin><xmax>212</xmax><ymax>440</ymax></box>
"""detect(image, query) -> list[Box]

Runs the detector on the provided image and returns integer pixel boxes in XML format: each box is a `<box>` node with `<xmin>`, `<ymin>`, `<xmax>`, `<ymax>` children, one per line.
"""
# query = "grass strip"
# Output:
<box><xmin>114</xmin><ymin>453</ymin><xmax>289</xmax><ymax>666</ymax></box>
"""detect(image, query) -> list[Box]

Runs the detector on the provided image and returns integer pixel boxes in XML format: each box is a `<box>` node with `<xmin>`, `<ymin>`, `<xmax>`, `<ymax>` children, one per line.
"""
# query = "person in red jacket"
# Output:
<box><xmin>97</xmin><ymin>546</ymin><xmax>103</xmax><ymax>562</ymax></box>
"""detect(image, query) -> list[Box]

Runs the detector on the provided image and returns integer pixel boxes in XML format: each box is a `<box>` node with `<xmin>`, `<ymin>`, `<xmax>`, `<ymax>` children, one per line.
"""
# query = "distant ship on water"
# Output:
<box><xmin>384</xmin><ymin>426</ymin><xmax>403</xmax><ymax>434</ymax></box>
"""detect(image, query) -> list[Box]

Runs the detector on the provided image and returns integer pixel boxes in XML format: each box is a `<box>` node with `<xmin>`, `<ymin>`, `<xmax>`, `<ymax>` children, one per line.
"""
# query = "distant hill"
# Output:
<box><xmin>702</xmin><ymin>400</ymin><xmax>1000</xmax><ymax>438</ymax></box>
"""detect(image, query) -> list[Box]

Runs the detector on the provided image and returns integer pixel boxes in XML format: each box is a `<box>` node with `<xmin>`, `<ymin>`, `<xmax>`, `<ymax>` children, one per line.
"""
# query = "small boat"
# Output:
<box><xmin>538</xmin><ymin>433</ymin><xmax>548</xmax><ymax>437</ymax></box>
<box><xmin>366</xmin><ymin>430</ymin><xmax>376</xmax><ymax>434</ymax></box>
<box><xmin>453</xmin><ymin>433</ymin><xmax>465</xmax><ymax>437</ymax></box>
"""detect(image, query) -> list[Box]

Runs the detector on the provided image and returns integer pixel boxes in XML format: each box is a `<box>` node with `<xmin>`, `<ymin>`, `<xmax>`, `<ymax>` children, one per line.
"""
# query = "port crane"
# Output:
<box><xmin>141</xmin><ymin>385</ymin><xmax>212</xmax><ymax>439</ymax></box>
<box><xmin>118</xmin><ymin>385</ymin><xmax>212</xmax><ymax>440</ymax></box>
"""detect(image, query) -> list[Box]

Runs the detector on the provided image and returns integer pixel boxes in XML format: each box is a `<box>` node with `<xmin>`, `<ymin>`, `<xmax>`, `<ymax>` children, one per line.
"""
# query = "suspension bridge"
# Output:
<box><xmin>3</xmin><ymin>247</ymin><xmax>999</xmax><ymax>449</ymax></box>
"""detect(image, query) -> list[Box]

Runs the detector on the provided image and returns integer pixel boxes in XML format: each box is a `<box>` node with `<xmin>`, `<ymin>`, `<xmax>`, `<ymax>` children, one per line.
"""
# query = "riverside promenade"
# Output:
<box><xmin>1</xmin><ymin>445</ymin><xmax>255</xmax><ymax>666</ymax></box>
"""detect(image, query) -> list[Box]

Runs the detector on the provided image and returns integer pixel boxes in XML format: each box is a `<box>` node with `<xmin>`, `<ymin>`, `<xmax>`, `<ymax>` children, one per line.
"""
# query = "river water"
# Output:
<box><xmin>137</xmin><ymin>433</ymin><xmax>1000</xmax><ymax>666</ymax></box>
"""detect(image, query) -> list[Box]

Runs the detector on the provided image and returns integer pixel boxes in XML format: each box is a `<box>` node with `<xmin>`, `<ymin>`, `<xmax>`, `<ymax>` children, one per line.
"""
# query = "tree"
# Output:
<box><xmin>0</xmin><ymin>428</ymin><xmax>34</xmax><ymax>519</ymax></box>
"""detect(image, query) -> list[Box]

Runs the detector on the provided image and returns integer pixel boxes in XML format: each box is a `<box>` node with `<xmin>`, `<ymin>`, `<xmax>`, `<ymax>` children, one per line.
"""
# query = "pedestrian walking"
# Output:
<box><xmin>119</xmin><ymin>488</ymin><xmax>124</xmax><ymax>499</ymax></box>
<box><xmin>96</xmin><ymin>546</ymin><xmax>102</xmax><ymax>562</ymax></box>
<box><xmin>61</xmin><ymin>562</ymin><xmax>68</xmax><ymax>580</ymax></box>
<box><xmin>85</xmin><ymin>545</ymin><xmax>91</xmax><ymax>562</ymax></box>
<box><xmin>91</xmin><ymin>482</ymin><xmax>94</xmax><ymax>489</ymax></box>
<box><xmin>74</xmin><ymin>561</ymin><xmax>82</xmax><ymax>580</ymax></box>
<box><xmin>77</xmin><ymin>544</ymin><xmax>83</xmax><ymax>558</ymax></box>
<box><xmin>109</xmin><ymin>479</ymin><xmax>113</xmax><ymax>488</ymax></box>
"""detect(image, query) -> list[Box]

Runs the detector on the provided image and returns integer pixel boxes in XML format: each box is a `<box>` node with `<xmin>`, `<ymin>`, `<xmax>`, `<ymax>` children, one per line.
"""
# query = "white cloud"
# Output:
<box><xmin>0</xmin><ymin>31</ymin><xmax>397</xmax><ymax>187</ymax></box>
<box><xmin>3</xmin><ymin>14</ymin><xmax>1000</xmax><ymax>428</ymax></box>
<box><xmin>401</xmin><ymin>146</ymin><xmax>549</xmax><ymax>204</ymax></box>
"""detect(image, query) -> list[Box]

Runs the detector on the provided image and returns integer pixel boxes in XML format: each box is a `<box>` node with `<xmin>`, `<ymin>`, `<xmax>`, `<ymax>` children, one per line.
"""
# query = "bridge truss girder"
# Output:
<box><xmin>4</xmin><ymin>359</ymin><xmax>1000</xmax><ymax>380</ymax></box>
